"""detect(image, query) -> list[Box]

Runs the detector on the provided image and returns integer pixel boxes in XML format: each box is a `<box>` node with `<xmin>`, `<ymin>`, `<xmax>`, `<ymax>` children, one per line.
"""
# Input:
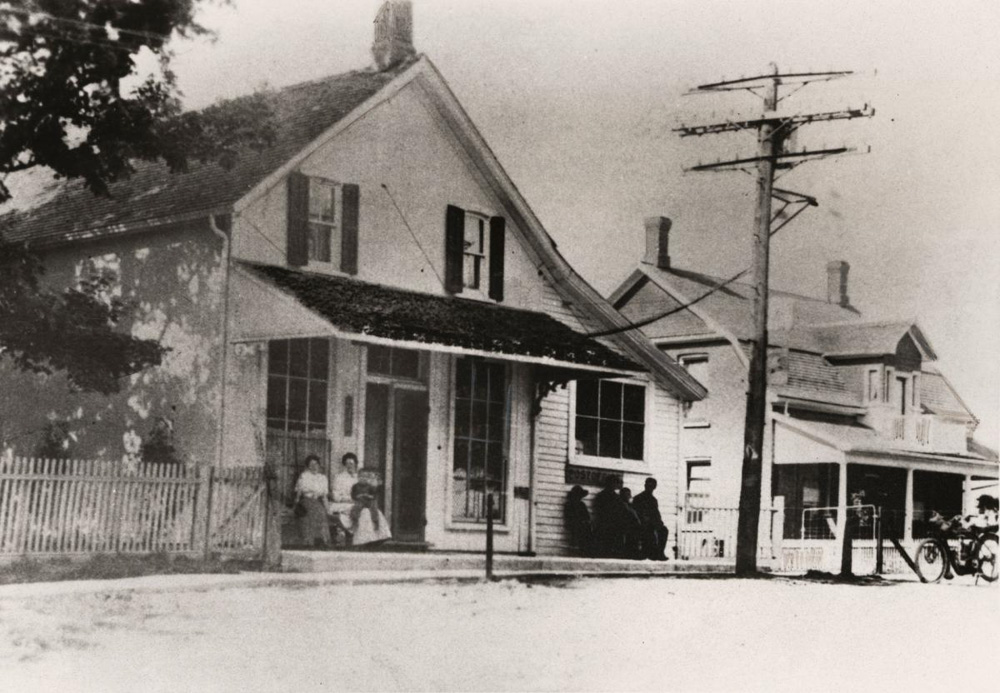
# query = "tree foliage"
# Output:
<box><xmin>0</xmin><ymin>241</ymin><xmax>165</xmax><ymax>394</ymax></box>
<box><xmin>0</xmin><ymin>0</ymin><xmax>277</xmax><ymax>202</ymax></box>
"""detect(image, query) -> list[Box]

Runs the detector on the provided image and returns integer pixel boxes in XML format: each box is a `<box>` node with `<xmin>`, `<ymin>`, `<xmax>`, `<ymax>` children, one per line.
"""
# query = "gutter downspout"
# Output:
<box><xmin>210</xmin><ymin>214</ymin><xmax>232</xmax><ymax>468</ymax></box>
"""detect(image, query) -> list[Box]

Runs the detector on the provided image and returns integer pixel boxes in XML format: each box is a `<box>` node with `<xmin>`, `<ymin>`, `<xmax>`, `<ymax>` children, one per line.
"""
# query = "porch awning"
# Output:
<box><xmin>231</xmin><ymin>262</ymin><xmax>643</xmax><ymax>375</ymax></box>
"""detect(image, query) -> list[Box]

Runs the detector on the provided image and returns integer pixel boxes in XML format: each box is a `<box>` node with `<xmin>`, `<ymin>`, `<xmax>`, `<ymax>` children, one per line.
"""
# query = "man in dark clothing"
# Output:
<box><xmin>633</xmin><ymin>477</ymin><xmax>669</xmax><ymax>560</ymax></box>
<box><xmin>619</xmin><ymin>487</ymin><xmax>643</xmax><ymax>559</ymax></box>
<box><xmin>592</xmin><ymin>474</ymin><xmax>625</xmax><ymax>557</ymax></box>
<box><xmin>565</xmin><ymin>485</ymin><xmax>594</xmax><ymax>556</ymax></box>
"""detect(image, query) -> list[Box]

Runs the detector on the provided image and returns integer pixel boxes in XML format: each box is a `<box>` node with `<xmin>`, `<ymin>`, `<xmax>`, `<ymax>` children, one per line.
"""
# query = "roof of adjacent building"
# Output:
<box><xmin>241</xmin><ymin>262</ymin><xmax>643</xmax><ymax>373</ymax></box>
<box><xmin>0</xmin><ymin>64</ymin><xmax>410</xmax><ymax>245</ymax></box>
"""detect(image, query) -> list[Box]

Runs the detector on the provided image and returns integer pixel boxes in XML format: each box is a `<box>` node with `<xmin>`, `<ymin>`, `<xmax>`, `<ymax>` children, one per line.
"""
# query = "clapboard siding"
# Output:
<box><xmin>532</xmin><ymin>375</ymin><xmax>683</xmax><ymax>556</ymax></box>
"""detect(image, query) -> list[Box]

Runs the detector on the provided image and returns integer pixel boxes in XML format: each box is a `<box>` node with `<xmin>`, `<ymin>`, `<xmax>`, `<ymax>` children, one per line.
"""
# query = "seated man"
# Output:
<box><xmin>632</xmin><ymin>477</ymin><xmax>669</xmax><ymax>561</ymax></box>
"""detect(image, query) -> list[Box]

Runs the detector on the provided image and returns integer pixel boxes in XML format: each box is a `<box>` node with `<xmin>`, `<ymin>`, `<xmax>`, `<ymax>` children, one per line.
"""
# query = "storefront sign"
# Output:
<box><xmin>565</xmin><ymin>464</ymin><xmax>623</xmax><ymax>487</ymax></box>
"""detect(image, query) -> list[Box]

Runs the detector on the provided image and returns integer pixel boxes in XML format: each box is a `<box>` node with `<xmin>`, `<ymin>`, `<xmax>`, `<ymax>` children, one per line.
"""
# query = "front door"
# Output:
<box><xmin>363</xmin><ymin>382</ymin><xmax>428</xmax><ymax>542</ymax></box>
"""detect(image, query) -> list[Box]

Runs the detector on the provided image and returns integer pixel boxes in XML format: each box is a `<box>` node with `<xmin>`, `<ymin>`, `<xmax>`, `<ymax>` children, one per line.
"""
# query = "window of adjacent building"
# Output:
<box><xmin>574</xmin><ymin>379</ymin><xmax>646</xmax><ymax>461</ymax></box>
<box><xmin>452</xmin><ymin>358</ymin><xmax>508</xmax><ymax>523</ymax></box>
<box><xmin>307</xmin><ymin>178</ymin><xmax>340</xmax><ymax>265</ymax></box>
<box><xmin>685</xmin><ymin>459</ymin><xmax>711</xmax><ymax>523</ymax></box>
<box><xmin>75</xmin><ymin>252</ymin><xmax>122</xmax><ymax>306</ymax></box>
<box><xmin>679</xmin><ymin>354</ymin><xmax>709</xmax><ymax>426</ymax></box>
<box><xmin>367</xmin><ymin>344</ymin><xmax>424</xmax><ymax>381</ymax></box>
<box><xmin>867</xmin><ymin>368</ymin><xmax>880</xmax><ymax>402</ymax></box>
<box><xmin>266</xmin><ymin>338</ymin><xmax>330</xmax><ymax>435</ymax></box>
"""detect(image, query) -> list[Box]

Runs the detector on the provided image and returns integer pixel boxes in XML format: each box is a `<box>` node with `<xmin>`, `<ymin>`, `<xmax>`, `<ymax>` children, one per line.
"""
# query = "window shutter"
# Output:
<box><xmin>341</xmin><ymin>183</ymin><xmax>360</xmax><ymax>275</ymax></box>
<box><xmin>488</xmin><ymin>216</ymin><xmax>506</xmax><ymax>302</ymax></box>
<box><xmin>444</xmin><ymin>204</ymin><xmax>465</xmax><ymax>294</ymax></box>
<box><xmin>286</xmin><ymin>172</ymin><xmax>310</xmax><ymax>267</ymax></box>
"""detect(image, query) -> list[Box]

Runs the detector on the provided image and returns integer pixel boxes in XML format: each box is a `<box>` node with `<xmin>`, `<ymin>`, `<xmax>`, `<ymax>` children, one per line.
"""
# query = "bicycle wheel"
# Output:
<box><xmin>975</xmin><ymin>533</ymin><xmax>999</xmax><ymax>583</ymax></box>
<box><xmin>914</xmin><ymin>538</ymin><xmax>948</xmax><ymax>583</ymax></box>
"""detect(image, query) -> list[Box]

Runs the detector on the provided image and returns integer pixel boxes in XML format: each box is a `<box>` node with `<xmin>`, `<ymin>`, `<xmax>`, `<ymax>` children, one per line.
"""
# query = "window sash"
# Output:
<box><xmin>452</xmin><ymin>359</ymin><xmax>508</xmax><ymax>522</ymax></box>
<box><xmin>266</xmin><ymin>338</ymin><xmax>330</xmax><ymax>435</ymax></box>
<box><xmin>575</xmin><ymin>380</ymin><xmax>645</xmax><ymax>461</ymax></box>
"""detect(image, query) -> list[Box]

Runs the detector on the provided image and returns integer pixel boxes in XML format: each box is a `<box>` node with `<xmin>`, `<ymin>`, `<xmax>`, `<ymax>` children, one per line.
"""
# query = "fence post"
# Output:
<box><xmin>486</xmin><ymin>493</ymin><xmax>495</xmax><ymax>581</ymax></box>
<box><xmin>772</xmin><ymin>496</ymin><xmax>785</xmax><ymax>566</ymax></box>
<box><xmin>202</xmin><ymin>465</ymin><xmax>216</xmax><ymax>560</ymax></box>
<box><xmin>875</xmin><ymin>505</ymin><xmax>884</xmax><ymax>575</ymax></box>
<box><xmin>263</xmin><ymin>463</ymin><xmax>282</xmax><ymax>568</ymax></box>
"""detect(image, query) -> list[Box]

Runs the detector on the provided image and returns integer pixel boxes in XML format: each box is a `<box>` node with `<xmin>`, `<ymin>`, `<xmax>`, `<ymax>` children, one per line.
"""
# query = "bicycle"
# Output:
<box><xmin>913</xmin><ymin>512</ymin><xmax>998</xmax><ymax>584</ymax></box>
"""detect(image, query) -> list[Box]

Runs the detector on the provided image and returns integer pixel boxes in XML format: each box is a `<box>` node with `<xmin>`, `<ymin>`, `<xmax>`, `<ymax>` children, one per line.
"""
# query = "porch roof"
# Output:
<box><xmin>236</xmin><ymin>262</ymin><xmax>644</xmax><ymax>374</ymax></box>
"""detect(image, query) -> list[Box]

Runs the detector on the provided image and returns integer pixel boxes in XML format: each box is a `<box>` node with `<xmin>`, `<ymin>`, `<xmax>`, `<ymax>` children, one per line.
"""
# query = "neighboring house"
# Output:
<box><xmin>612</xmin><ymin>216</ymin><xmax>999</xmax><ymax>549</ymax></box>
<box><xmin>0</xmin><ymin>3</ymin><xmax>704</xmax><ymax>556</ymax></box>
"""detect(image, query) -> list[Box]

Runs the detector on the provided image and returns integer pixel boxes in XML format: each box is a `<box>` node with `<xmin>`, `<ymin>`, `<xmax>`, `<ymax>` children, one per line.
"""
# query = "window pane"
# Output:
<box><xmin>622</xmin><ymin>385</ymin><xmax>645</xmax><ymax>423</ymax></box>
<box><xmin>453</xmin><ymin>439</ymin><xmax>469</xmax><ymax>475</ymax></box>
<box><xmin>288</xmin><ymin>378</ymin><xmax>308</xmax><ymax>424</ymax></box>
<box><xmin>392</xmin><ymin>348</ymin><xmax>420</xmax><ymax>379</ymax></box>
<box><xmin>469</xmin><ymin>441</ymin><xmax>486</xmax><ymax>481</ymax></box>
<box><xmin>471</xmin><ymin>401</ymin><xmax>489</xmax><ymax>440</ymax></box>
<box><xmin>575</xmin><ymin>417</ymin><xmax>598</xmax><ymax>456</ymax></box>
<box><xmin>464</xmin><ymin>215</ymin><xmax>483</xmax><ymax>254</ymax></box>
<box><xmin>622</xmin><ymin>423</ymin><xmax>644</xmax><ymax>460</ymax></box>
<box><xmin>456</xmin><ymin>358</ymin><xmax>472</xmax><ymax>399</ymax></box>
<box><xmin>486</xmin><ymin>442</ymin><xmax>504</xmax><ymax>482</ymax></box>
<box><xmin>368</xmin><ymin>345</ymin><xmax>392</xmax><ymax>376</ymax></box>
<box><xmin>463</xmin><ymin>254</ymin><xmax>480</xmax><ymax>289</ymax></box>
<box><xmin>266</xmin><ymin>376</ymin><xmax>287</xmax><ymax>420</ymax></box>
<box><xmin>599</xmin><ymin>381</ymin><xmax>623</xmax><ymax>420</ymax></box>
<box><xmin>269</xmin><ymin>340</ymin><xmax>288</xmax><ymax>375</ymax></box>
<box><xmin>454</xmin><ymin>400</ymin><xmax>471</xmax><ymax>438</ymax></box>
<box><xmin>309</xmin><ymin>339</ymin><xmax>329</xmax><ymax>380</ymax></box>
<box><xmin>308</xmin><ymin>381</ymin><xmax>327</xmax><ymax>425</ymax></box>
<box><xmin>487</xmin><ymin>401</ymin><xmax>505</xmax><ymax>442</ymax></box>
<box><xmin>308</xmin><ymin>222</ymin><xmax>331</xmax><ymax>262</ymax></box>
<box><xmin>472</xmin><ymin>364</ymin><xmax>489</xmax><ymax>401</ymax></box>
<box><xmin>598</xmin><ymin>420</ymin><xmax>621</xmax><ymax>458</ymax></box>
<box><xmin>309</xmin><ymin>179</ymin><xmax>335</xmax><ymax>222</ymax></box>
<box><xmin>488</xmin><ymin>365</ymin><xmax>506</xmax><ymax>403</ymax></box>
<box><xmin>576</xmin><ymin>379</ymin><xmax>598</xmax><ymax>416</ymax></box>
<box><xmin>288</xmin><ymin>339</ymin><xmax>310</xmax><ymax>378</ymax></box>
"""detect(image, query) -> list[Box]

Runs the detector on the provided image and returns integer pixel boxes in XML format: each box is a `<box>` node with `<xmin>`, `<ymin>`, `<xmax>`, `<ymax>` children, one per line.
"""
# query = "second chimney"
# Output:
<box><xmin>642</xmin><ymin>217</ymin><xmax>672</xmax><ymax>270</ymax></box>
<box><xmin>826</xmin><ymin>260</ymin><xmax>850</xmax><ymax>307</ymax></box>
<box><xmin>372</xmin><ymin>1</ymin><xmax>416</xmax><ymax>71</ymax></box>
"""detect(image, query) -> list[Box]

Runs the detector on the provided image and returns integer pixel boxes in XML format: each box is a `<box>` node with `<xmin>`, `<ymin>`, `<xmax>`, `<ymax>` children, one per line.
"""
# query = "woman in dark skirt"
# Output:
<box><xmin>294</xmin><ymin>455</ymin><xmax>331</xmax><ymax>548</ymax></box>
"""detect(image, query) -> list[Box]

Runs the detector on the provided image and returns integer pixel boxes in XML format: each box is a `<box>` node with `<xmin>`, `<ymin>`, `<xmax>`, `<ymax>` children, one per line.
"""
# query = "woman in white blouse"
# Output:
<box><xmin>294</xmin><ymin>455</ymin><xmax>331</xmax><ymax>547</ymax></box>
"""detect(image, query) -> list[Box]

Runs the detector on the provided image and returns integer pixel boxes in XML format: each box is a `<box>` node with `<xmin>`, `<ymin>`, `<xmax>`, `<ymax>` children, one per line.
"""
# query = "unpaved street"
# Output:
<box><xmin>1</xmin><ymin>575</ymin><xmax>996</xmax><ymax>692</ymax></box>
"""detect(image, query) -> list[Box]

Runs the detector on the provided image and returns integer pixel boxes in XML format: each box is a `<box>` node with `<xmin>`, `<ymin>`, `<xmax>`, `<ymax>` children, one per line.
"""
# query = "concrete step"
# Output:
<box><xmin>282</xmin><ymin>550</ymin><xmax>734</xmax><ymax>576</ymax></box>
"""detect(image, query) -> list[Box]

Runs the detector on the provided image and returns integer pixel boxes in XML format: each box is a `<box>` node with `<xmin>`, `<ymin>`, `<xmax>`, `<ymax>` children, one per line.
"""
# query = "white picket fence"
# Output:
<box><xmin>0</xmin><ymin>457</ymin><xmax>267</xmax><ymax>559</ymax></box>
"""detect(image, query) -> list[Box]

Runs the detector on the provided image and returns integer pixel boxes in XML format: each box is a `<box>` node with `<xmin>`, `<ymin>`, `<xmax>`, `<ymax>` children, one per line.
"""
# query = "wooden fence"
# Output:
<box><xmin>0</xmin><ymin>457</ymin><xmax>267</xmax><ymax>559</ymax></box>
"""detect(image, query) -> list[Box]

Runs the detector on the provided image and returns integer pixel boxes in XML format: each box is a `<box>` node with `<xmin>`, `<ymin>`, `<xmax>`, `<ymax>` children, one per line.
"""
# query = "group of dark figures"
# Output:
<box><xmin>566</xmin><ymin>476</ymin><xmax>669</xmax><ymax>560</ymax></box>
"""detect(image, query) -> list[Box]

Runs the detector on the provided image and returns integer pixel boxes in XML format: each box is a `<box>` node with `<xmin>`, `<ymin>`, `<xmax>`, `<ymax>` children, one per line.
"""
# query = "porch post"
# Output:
<box><xmin>836</xmin><ymin>461</ymin><xmax>848</xmax><ymax>537</ymax></box>
<box><xmin>963</xmin><ymin>474</ymin><xmax>973</xmax><ymax>516</ymax></box>
<box><xmin>903</xmin><ymin>468</ymin><xmax>914</xmax><ymax>542</ymax></box>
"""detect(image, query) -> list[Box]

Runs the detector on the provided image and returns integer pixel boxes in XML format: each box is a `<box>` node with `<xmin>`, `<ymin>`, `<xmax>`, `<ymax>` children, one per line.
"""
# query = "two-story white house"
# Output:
<box><xmin>612</xmin><ymin>216</ymin><xmax>998</xmax><ymax>562</ymax></box>
<box><xmin>0</xmin><ymin>3</ymin><xmax>704</xmax><ymax>557</ymax></box>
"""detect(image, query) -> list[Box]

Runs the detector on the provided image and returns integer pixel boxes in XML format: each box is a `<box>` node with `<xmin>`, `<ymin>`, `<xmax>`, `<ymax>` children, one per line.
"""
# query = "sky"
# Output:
<box><xmin>169</xmin><ymin>0</ymin><xmax>999</xmax><ymax>446</ymax></box>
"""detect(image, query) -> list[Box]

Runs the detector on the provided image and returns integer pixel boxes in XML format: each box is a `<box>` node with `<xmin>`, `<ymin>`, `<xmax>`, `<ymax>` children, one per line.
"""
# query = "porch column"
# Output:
<box><xmin>963</xmin><ymin>474</ymin><xmax>973</xmax><ymax>516</ymax></box>
<box><xmin>837</xmin><ymin>460</ymin><xmax>848</xmax><ymax>539</ymax></box>
<box><xmin>903</xmin><ymin>467</ymin><xmax>914</xmax><ymax>542</ymax></box>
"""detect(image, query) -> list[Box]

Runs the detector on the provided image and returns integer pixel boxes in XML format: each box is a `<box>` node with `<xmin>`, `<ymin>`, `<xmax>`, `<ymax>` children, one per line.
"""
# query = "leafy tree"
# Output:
<box><xmin>0</xmin><ymin>0</ymin><xmax>276</xmax><ymax>393</ymax></box>
<box><xmin>0</xmin><ymin>0</ymin><xmax>276</xmax><ymax>202</ymax></box>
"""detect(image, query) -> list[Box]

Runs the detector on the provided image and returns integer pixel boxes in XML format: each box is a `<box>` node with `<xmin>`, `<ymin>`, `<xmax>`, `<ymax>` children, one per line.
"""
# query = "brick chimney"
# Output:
<box><xmin>826</xmin><ymin>260</ymin><xmax>850</xmax><ymax>307</ymax></box>
<box><xmin>642</xmin><ymin>217</ymin><xmax>672</xmax><ymax>270</ymax></box>
<box><xmin>372</xmin><ymin>1</ymin><xmax>416</xmax><ymax>71</ymax></box>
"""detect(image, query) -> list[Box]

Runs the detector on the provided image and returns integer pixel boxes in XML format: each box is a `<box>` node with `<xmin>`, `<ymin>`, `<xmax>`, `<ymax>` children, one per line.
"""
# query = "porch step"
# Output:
<box><xmin>282</xmin><ymin>550</ymin><xmax>734</xmax><ymax>576</ymax></box>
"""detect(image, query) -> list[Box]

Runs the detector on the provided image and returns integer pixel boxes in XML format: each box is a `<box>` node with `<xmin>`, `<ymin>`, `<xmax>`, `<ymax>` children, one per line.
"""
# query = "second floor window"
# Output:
<box><xmin>680</xmin><ymin>354</ymin><xmax>709</xmax><ymax>426</ymax></box>
<box><xmin>575</xmin><ymin>379</ymin><xmax>645</xmax><ymax>461</ymax></box>
<box><xmin>463</xmin><ymin>212</ymin><xmax>487</xmax><ymax>290</ymax></box>
<box><xmin>307</xmin><ymin>178</ymin><xmax>339</xmax><ymax>264</ymax></box>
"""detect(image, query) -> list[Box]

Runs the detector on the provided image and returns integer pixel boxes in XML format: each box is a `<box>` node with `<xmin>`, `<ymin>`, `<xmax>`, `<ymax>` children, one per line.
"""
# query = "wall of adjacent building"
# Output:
<box><xmin>0</xmin><ymin>224</ymin><xmax>226</xmax><ymax>466</ymax></box>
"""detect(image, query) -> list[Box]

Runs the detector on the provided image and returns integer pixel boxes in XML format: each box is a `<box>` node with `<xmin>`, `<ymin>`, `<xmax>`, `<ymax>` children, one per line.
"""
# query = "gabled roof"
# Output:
<box><xmin>0</xmin><ymin>63</ymin><xmax>412</xmax><ymax>245</ymax></box>
<box><xmin>808</xmin><ymin>319</ymin><xmax>938</xmax><ymax>360</ymax></box>
<box><xmin>0</xmin><ymin>55</ymin><xmax>706</xmax><ymax>399</ymax></box>
<box><xmin>240</xmin><ymin>262</ymin><xmax>642</xmax><ymax>373</ymax></box>
<box><xmin>920</xmin><ymin>369</ymin><xmax>975</xmax><ymax>420</ymax></box>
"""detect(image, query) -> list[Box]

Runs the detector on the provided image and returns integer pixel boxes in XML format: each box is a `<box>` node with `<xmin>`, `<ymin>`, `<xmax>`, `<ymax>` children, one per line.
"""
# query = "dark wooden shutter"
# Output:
<box><xmin>488</xmin><ymin>216</ymin><xmax>506</xmax><ymax>302</ymax></box>
<box><xmin>340</xmin><ymin>183</ymin><xmax>360</xmax><ymax>275</ymax></box>
<box><xmin>444</xmin><ymin>204</ymin><xmax>465</xmax><ymax>294</ymax></box>
<box><xmin>286</xmin><ymin>172</ymin><xmax>310</xmax><ymax>267</ymax></box>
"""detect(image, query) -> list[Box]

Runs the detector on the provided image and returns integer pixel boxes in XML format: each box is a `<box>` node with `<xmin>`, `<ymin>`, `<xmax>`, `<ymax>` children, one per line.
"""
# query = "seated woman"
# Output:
<box><xmin>348</xmin><ymin>480</ymin><xmax>392</xmax><ymax>548</ymax></box>
<box><xmin>328</xmin><ymin>453</ymin><xmax>360</xmax><ymax>545</ymax></box>
<box><xmin>294</xmin><ymin>455</ymin><xmax>331</xmax><ymax>548</ymax></box>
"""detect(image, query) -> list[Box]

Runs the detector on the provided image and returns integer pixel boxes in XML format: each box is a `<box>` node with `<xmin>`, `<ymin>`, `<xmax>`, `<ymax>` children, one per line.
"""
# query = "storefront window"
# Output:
<box><xmin>452</xmin><ymin>358</ymin><xmax>508</xmax><ymax>522</ymax></box>
<box><xmin>575</xmin><ymin>379</ymin><xmax>645</xmax><ymax>460</ymax></box>
<box><xmin>267</xmin><ymin>338</ymin><xmax>330</xmax><ymax>434</ymax></box>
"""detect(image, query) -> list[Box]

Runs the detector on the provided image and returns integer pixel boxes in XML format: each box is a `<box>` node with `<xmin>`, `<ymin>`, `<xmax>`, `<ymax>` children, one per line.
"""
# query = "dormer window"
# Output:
<box><xmin>867</xmin><ymin>368</ymin><xmax>881</xmax><ymax>402</ymax></box>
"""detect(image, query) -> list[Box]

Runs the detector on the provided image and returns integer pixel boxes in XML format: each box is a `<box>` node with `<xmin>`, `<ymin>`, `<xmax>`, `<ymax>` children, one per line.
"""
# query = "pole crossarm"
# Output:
<box><xmin>688</xmin><ymin>70</ymin><xmax>854</xmax><ymax>93</ymax></box>
<box><xmin>675</xmin><ymin>106</ymin><xmax>874</xmax><ymax>138</ymax></box>
<box><xmin>687</xmin><ymin>147</ymin><xmax>850</xmax><ymax>173</ymax></box>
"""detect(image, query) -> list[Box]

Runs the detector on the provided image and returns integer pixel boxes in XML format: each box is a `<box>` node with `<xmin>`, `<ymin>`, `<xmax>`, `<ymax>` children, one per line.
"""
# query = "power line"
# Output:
<box><xmin>380</xmin><ymin>182</ymin><xmax>446</xmax><ymax>289</ymax></box>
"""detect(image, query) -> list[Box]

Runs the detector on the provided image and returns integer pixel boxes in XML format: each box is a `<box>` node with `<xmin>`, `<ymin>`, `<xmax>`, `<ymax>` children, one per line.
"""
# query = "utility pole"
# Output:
<box><xmin>675</xmin><ymin>66</ymin><xmax>873</xmax><ymax>575</ymax></box>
